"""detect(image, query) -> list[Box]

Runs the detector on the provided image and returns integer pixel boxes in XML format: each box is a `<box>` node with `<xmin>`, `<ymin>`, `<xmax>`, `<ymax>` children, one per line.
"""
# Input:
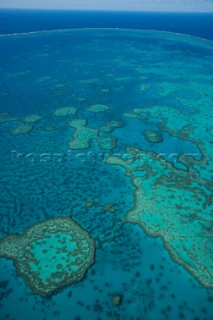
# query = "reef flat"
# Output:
<box><xmin>143</xmin><ymin>130</ymin><xmax>163</xmax><ymax>143</ymax></box>
<box><xmin>68</xmin><ymin>119</ymin><xmax>97</xmax><ymax>149</ymax></box>
<box><xmin>106</xmin><ymin>145</ymin><xmax>212</xmax><ymax>288</ymax></box>
<box><xmin>54</xmin><ymin>107</ymin><xmax>77</xmax><ymax>117</ymax></box>
<box><xmin>68</xmin><ymin>119</ymin><xmax>118</xmax><ymax>150</ymax></box>
<box><xmin>106</xmin><ymin>82</ymin><xmax>213</xmax><ymax>288</ymax></box>
<box><xmin>10</xmin><ymin>122</ymin><xmax>33</xmax><ymax>135</ymax></box>
<box><xmin>86</xmin><ymin>104</ymin><xmax>111</xmax><ymax>113</ymax></box>
<box><xmin>0</xmin><ymin>217</ymin><xmax>95</xmax><ymax>297</ymax></box>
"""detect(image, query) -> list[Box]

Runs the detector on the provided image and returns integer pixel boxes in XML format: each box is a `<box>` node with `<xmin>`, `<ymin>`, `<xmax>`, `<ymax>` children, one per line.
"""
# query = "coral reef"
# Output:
<box><xmin>97</xmin><ymin>135</ymin><xmax>117</xmax><ymax>150</ymax></box>
<box><xmin>143</xmin><ymin>130</ymin><xmax>163</xmax><ymax>143</ymax></box>
<box><xmin>0</xmin><ymin>217</ymin><xmax>95</xmax><ymax>297</ymax></box>
<box><xmin>22</xmin><ymin>114</ymin><xmax>43</xmax><ymax>123</ymax></box>
<box><xmin>112</xmin><ymin>294</ymin><xmax>122</xmax><ymax>306</ymax></box>
<box><xmin>10</xmin><ymin>123</ymin><xmax>33</xmax><ymax>135</ymax></box>
<box><xmin>0</xmin><ymin>30</ymin><xmax>213</xmax><ymax>320</ymax></box>
<box><xmin>86</xmin><ymin>104</ymin><xmax>111</xmax><ymax>113</ymax></box>
<box><xmin>0</xmin><ymin>114</ymin><xmax>18</xmax><ymax>124</ymax></box>
<box><xmin>100</xmin><ymin>121</ymin><xmax>124</xmax><ymax>133</ymax></box>
<box><xmin>103</xmin><ymin>204</ymin><xmax>116</xmax><ymax>213</ymax></box>
<box><xmin>68</xmin><ymin>119</ymin><xmax>97</xmax><ymax>149</ymax></box>
<box><xmin>54</xmin><ymin>107</ymin><xmax>77</xmax><ymax>117</ymax></box>
<box><xmin>68</xmin><ymin>119</ymin><xmax>118</xmax><ymax>150</ymax></box>
<box><xmin>105</xmin><ymin>144</ymin><xmax>213</xmax><ymax>288</ymax></box>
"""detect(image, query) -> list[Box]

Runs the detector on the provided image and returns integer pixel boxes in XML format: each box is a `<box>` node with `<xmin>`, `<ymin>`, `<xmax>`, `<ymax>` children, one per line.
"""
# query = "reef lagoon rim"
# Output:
<box><xmin>1</xmin><ymin>28</ymin><xmax>213</xmax><ymax>45</ymax></box>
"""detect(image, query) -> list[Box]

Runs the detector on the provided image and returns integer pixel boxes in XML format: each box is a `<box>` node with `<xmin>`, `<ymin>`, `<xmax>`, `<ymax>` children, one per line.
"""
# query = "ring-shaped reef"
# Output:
<box><xmin>0</xmin><ymin>217</ymin><xmax>95</xmax><ymax>297</ymax></box>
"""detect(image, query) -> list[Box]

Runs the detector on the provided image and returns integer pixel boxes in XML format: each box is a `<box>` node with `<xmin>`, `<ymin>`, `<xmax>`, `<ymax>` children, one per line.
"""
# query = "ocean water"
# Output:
<box><xmin>0</xmin><ymin>19</ymin><xmax>213</xmax><ymax>320</ymax></box>
<box><xmin>0</xmin><ymin>9</ymin><xmax>213</xmax><ymax>40</ymax></box>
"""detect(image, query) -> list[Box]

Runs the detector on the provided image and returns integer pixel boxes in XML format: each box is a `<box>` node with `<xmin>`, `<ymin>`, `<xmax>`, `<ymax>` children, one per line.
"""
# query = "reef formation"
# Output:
<box><xmin>106</xmin><ymin>146</ymin><xmax>212</xmax><ymax>288</ymax></box>
<box><xmin>143</xmin><ymin>130</ymin><xmax>163</xmax><ymax>143</ymax></box>
<box><xmin>0</xmin><ymin>217</ymin><xmax>95</xmax><ymax>297</ymax></box>
<box><xmin>86</xmin><ymin>104</ymin><xmax>111</xmax><ymax>113</ymax></box>
<box><xmin>0</xmin><ymin>30</ymin><xmax>213</xmax><ymax>307</ymax></box>
<box><xmin>68</xmin><ymin>119</ymin><xmax>121</xmax><ymax>150</ymax></box>
<box><xmin>54</xmin><ymin>107</ymin><xmax>77</xmax><ymax>117</ymax></box>
<box><xmin>106</xmin><ymin>100</ymin><xmax>213</xmax><ymax>289</ymax></box>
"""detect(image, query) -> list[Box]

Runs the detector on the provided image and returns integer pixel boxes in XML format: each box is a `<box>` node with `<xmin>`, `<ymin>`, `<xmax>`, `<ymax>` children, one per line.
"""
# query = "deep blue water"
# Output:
<box><xmin>0</xmin><ymin>9</ymin><xmax>213</xmax><ymax>40</ymax></box>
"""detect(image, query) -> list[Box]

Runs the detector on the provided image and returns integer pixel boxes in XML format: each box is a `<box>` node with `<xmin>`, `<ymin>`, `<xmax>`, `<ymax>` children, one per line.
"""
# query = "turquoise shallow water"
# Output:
<box><xmin>0</xmin><ymin>29</ymin><xmax>213</xmax><ymax>320</ymax></box>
